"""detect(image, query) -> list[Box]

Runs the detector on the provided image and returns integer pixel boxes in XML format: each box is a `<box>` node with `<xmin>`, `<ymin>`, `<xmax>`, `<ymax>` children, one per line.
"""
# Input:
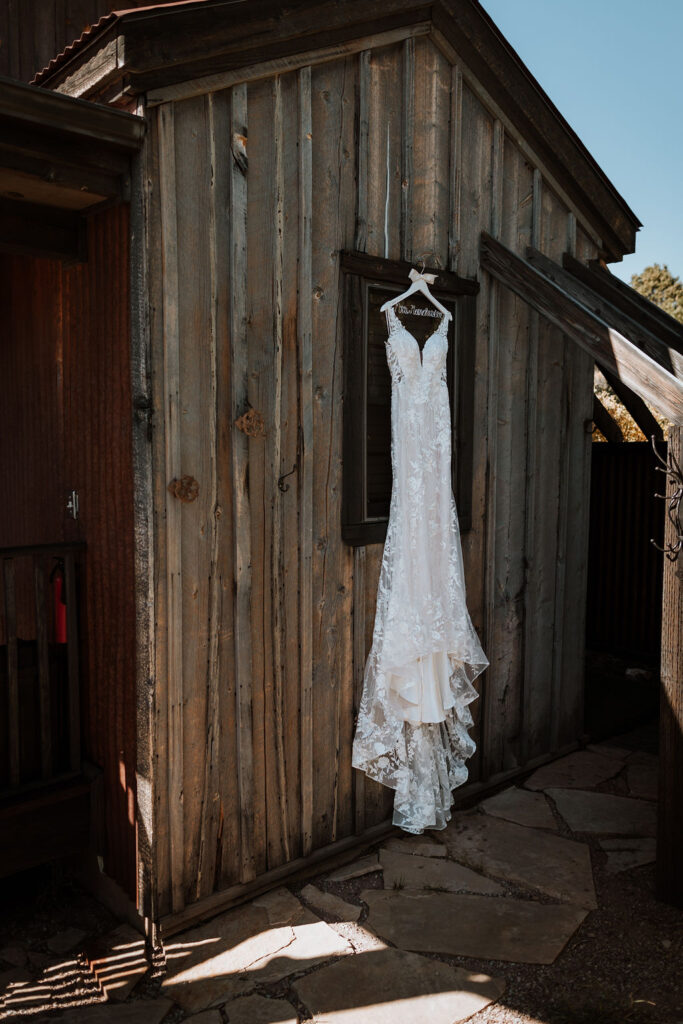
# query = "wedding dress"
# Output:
<box><xmin>351</xmin><ymin>303</ymin><xmax>489</xmax><ymax>834</ymax></box>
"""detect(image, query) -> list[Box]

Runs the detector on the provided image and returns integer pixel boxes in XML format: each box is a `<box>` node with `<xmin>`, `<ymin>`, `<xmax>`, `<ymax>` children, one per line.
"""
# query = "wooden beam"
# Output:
<box><xmin>569</xmin><ymin>253</ymin><xmax>683</xmax><ymax>357</ymax></box>
<box><xmin>527</xmin><ymin>247</ymin><xmax>683</xmax><ymax>378</ymax></box>
<box><xmin>0</xmin><ymin>77</ymin><xmax>144</xmax><ymax>151</ymax></box>
<box><xmin>592</xmin><ymin>394</ymin><xmax>623</xmax><ymax>443</ymax></box>
<box><xmin>145</xmin><ymin>23</ymin><xmax>431</xmax><ymax>106</ymax></box>
<box><xmin>480</xmin><ymin>231</ymin><xmax>683</xmax><ymax>425</ymax></box>
<box><xmin>658</xmin><ymin>424</ymin><xmax>683</xmax><ymax>907</ymax></box>
<box><xmin>602</xmin><ymin>367</ymin><xmax>664</xmax><ymax>443</ymax></box>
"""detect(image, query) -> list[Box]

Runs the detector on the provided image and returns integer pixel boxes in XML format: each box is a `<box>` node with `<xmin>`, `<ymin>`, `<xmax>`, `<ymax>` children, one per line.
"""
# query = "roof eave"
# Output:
<box><xmin>32</xmin><ymin>0</ymin><xmax>640</xmax><ymax>261</ymax></box>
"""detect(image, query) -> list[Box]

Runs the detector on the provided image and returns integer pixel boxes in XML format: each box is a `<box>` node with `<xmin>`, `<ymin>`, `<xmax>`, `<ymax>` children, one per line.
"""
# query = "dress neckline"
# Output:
<box><xmin>385</xmin><ymin>306</ymin><xmax>448</xmax><ymax>368</ymax></box>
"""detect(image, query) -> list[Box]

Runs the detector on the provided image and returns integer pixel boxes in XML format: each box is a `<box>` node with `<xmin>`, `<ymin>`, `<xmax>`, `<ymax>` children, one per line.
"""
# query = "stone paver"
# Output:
<box><xmin>547</xmin><ymin>788</ymin><xmax>657</xmax><ymax>835</ymax></box>
<box><xmin>294</xmin><ymin>946</ymin><xmax>504</xmax><ymax>1024</ymax></box>
<box><xmin>222</xmin><ymin>993</ymin><xmax>299</xmax><ymax>1023</ymax></box>
<box><xmin>599</xmin><ymin>837</ymin><xmax>657</xmax><ymax>874</ymax></box>
<box><xmin>300</xmin><ymin>885</ymin><xmax>361</xmax><ymax>921</ymax></box>
<box><xmin>586</xmin><ymin>742</ymin><xmax>633</xmax><ymax>760</ymax></box>
<box><xmin>86</xmin><ymin>924</ymin><xmax>149</xmax><ymax>1002</ymax></box>
<box><xmin>187</xmin><ymin>1010</ymin><xmax>223</xmax><ymax>1024</ymax></box>
<box><xmin>327</xmin><ymin>854</ymin><xmax>380</xmax><ymax>882</ymax></box>
<box><xmin>442</xmin><ymin>812</ymin><xmax>597</xmax><ymax>908</ymax></box>
<box><xmin>524</xmin><ymin>750</ymin><xmax>622</xmax><ymax>792</ymax></box>
<box><xmin>379</xmin><ymin>847</ymin><xmax>503</xmax><ymax>895</ymax></box>
<box><xmin>162</xmin><ymin>886</ymin><xmax>352</xmax><ymax>1013</ymax></box>
<box><xmin>47</xmin><ymin>927</ymin><xmax>87</xmax><ymax>955</ymax></box>
<box><xmin>362</xmin><ymin>891</ymin><xmax>588</xmax><ymax>965</ymax></box>
<box><xmin>626</xmin><ymin>763</ymin><xmax>658</xmax><ymax>802</ymax></box>
<box><xmin>58</xmin><ymin>997</ymin><xmax>173</xmax><ymax>1023</ymax></box>
<box><xmin>627</xmin><ymin>751</ymin><xmax>658</xmax><ymax>768</ymax></box>
<box><xmin>381</xmin><ymin>835</ymin><xmax>446</xmax><ymax>857</ymax></box>
<box><xmin>480</xmin><ymin>786</ymin><xmax>557</xmax><ymax>830</ymax></box>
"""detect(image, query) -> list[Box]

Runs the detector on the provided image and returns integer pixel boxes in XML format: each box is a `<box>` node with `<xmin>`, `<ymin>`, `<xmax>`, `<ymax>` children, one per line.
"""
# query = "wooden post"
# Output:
<box><xmin>657</xmin><ymin>423</ymin><xmax>683</xmax><ymax>907</ymax></box>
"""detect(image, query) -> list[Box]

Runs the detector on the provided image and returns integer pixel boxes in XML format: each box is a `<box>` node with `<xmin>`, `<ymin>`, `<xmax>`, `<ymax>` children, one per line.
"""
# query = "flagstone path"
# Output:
<box><xmin>2</xmin><ymin>732</ymin><xmax>681</xmax><ymax>1023</ymax></box>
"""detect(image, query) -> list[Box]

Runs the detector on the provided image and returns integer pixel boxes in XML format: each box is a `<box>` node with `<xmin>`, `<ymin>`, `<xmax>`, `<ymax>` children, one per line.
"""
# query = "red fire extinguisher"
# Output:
<box><xmin>50</xmin><ymin>558</ymin><xmax>67</xmax><ymax>644</ymax></box>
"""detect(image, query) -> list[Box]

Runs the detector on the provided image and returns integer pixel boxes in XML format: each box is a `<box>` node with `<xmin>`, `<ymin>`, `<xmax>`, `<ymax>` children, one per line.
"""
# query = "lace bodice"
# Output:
<box><xmin>384</xmin><ymin>305</ymin><xmax>449</xmax><ymax>392</ymax></box>
<box><xmin>351</xmin><ymin>301</ymin><xmax>489</xmax><ymax>834</ymax></box>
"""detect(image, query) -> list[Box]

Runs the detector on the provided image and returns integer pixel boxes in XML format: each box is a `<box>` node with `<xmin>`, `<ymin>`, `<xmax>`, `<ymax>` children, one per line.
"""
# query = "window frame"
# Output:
<box><xmin>341</xmin><ymin>250</ymin><xmax>479</xmax><ymax>547</ymax></box>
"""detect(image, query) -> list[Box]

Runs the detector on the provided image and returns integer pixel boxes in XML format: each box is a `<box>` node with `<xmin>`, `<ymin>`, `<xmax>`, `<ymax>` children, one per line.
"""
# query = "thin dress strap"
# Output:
<box><xmin>384</xmin><ymin>304</ymin><xmax>400</xmax><ymax>335</ymax></box>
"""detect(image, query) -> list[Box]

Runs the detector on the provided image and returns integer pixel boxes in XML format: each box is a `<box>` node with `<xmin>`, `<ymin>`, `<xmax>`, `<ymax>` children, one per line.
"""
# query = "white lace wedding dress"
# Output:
<box><xmin>351</xmin><ymin>304</ymin><xmax>489</xmax><ymax>834</ymax></box>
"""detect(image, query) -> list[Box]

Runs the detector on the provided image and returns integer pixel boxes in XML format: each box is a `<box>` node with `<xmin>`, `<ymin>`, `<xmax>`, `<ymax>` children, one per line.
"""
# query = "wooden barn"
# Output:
<box><xmin>2</xmin><ymin>0</ymin><xmax>683</xmax><ymax>934</ymax></box>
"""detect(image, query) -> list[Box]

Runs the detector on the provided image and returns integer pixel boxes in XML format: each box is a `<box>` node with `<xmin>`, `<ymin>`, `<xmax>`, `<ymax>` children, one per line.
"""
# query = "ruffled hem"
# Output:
<box><xmin>352</xmin><ymin>647</ymin><xmax>486</xmax><ymax>833</ymax></box>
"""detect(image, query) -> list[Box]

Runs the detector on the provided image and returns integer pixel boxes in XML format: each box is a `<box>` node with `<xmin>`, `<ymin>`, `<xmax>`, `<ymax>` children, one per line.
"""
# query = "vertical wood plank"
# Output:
<box><xmin>657</xmin><ymin>424</ymin><xmax>683</xmax><ymax>908</ymax></box>
<box><xmin>246</xmin><ymin>76</ymin><xmax>277</xmax><ymax>873</ymax></box>
<box><xmin>145</xmin><ymin>107</ymin><xmax>173</xmax><ymax>916</ymax></box>
<box><xmin>129</xmin><ymin>118</ymin><xmax>158</xmax><ymax>923</ymax></box>
<box><xmin>228</xmin><ymin>82</ymin><xmax>256</xmax><ymax>885</ymax></box>
<box><xmin>557</xmin><ymin>222</ymin><xmax>595</xmax><ymax>748</ymax></box>
<box><xmin>298</xmin><ymin>65</ymin><xmax>314</xmax><ymax>859</ymax></box>
<box><xmin>454</xmin><ymin>84</ymin><xmax>493</xmax><ymax>784</ymax></box>
<box><xmin>448</xmin><ymin>63</ymin><xmax>463</xmax><ymax>272</ymax></box>
<box><xmin>355</xmin><ymin>51</ymin><xmax>369</xmax><ymax>254</ymax></box>
<box><xmin>270</xmin><ymin>72</ymin><xmax>304</xmax><ymax>867</ymax></box>
<box><xmin>480</xmin><ymin>118</ymin><xmax>504</xmax><ymax>781</ymax></box>
<box><xmin>520</xmin><ymin>167</ymin><xmax>542</xmax><ymax>768</ymax></box>
<box><xmin>525</xmin><ymin>182</ymin><xmax>569</xmax><ymax>759</ymax></box>
<box><xmin>411</xmin><ymin>36</ymin><xmax>451</xmax><ymax>266</ymax></box>
<box><xmin>64</xmin><ymin>550</ymin><xmax>80</xmax><ymax>773</ymax></box>
<box><xmin>157</xmin><ymin>101</ymin><xmax>185</xmax><ymax>912</ymax></box>
<box><xmin>401</xmin><ymin>36</ymin><xmax>414</xmax><ymax>261</ymax></box>
<box><xmin>34</xmin><ymin>557</ymin><xmax>52</xmax><ymax>778</ymax></box>
<box><xmin>365</xmin><ymin>43</ymin><xmax>403</xmax><ymax>259</ymax></box>
<box><xmin>310</xmin><ymin>56</ymin><xmax>356</xmax><ymax>847</ymax></box>
<box><xmin>194</xmin><ymin>90</ymin><xmax>225</xmax><ymax>900</ymax></box>
<box><xmin>352</xmin><ymin>545</ymin><xmax>366</xmax><ymax>833</ymax></box>
<box><xmin>206</xmin><ymin>87</ymin><xmax>241</xmax><ymax>896</ymax></box>
<box><xmin>172</xmin><ymin>93</ymin><xmax>214</xmax><ymax>903</ymax></box>
<box><xmin>485</xmin><ymin>133</ymin><xmax>533</xmax><ymax>777</ymax></box>
<box><xmin>279</xmin><ymin>70</ymin><xmax>305</xmax><ymax>863</ymax></box>
<box><xmin>3</xmin><ymin>559</ymin><xmax>20</xmax><ymax>786</ymax></box>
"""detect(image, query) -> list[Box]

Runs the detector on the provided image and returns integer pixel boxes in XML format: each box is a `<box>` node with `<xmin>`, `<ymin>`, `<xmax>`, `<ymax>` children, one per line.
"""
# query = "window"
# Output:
<box><xmin>341</xmin><ymin>251</ymin><xmax>478</xmax><ymax>547</ymax></box>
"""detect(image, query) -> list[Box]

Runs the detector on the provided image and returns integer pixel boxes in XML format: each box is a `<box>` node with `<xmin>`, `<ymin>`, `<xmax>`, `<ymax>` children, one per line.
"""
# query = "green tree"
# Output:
<box><xmin>630</xmin><ymin>263</ymin><xmax>683</xmax><ymax>324</ymax></box>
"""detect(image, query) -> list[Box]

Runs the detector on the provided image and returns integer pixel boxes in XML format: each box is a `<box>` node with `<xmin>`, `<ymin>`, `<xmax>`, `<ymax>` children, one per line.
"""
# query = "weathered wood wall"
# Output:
<box><xmin>0</xmin><ymin>207</ymin><xmax>137</xmax><ymax>900</ymax></box>
<box><xmin>144</xmin><ymin>32</ymin><xmax>598</xmax><ymax>924</ymax></box>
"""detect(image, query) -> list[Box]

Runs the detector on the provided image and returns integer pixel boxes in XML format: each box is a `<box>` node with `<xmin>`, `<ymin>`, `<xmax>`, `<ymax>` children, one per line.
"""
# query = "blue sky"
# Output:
<box><xmin>479</xmin><ymin>0</ymin><xmax>682</xmax><ymax>283</ymax></box>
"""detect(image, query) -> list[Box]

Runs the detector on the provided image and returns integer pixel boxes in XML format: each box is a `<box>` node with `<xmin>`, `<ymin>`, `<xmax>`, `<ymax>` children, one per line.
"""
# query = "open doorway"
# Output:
<box><xmin>584</xmin><ymin>365</ymin><xmax>669</xmax><ymax>748</ymax></box>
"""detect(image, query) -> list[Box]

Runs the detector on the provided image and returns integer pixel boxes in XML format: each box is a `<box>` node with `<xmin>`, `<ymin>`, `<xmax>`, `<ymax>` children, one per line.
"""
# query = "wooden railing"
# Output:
<box><xmin>0</xmin><ymin>542</ymin><xmax>85</xmax><ymax>794</ymax></box>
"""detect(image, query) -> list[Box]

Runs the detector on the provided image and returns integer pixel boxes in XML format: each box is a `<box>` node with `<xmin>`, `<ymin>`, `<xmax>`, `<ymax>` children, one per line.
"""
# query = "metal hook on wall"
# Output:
<box><xmin>414</xmin><ymin>251</ymin><xmax>442</xmax><ymax>273</ymax></box>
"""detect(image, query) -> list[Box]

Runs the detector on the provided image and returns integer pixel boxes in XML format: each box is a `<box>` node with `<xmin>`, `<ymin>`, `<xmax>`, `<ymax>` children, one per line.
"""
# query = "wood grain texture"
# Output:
<box><xmin>411</xmin><ymin>35</ymin><xmax>450</xmax><ymax>266</ymax></box>
<box><xmin>298</xmin><ymin>65</ymin><xmax>315</xmax><ymax>858</ymax></box>
<box><xmin>244</xmin><ymin>76</ymin><xmax>275</xmax><ymax>875</ymax></box>
<box><xmin>484</xmin><ymin>131</ymin><xmax>533</xmax><ymax>777</ymax></box>
<box><xmin>310</xmin><ymin>57</ymin><xmax>356</xmax><ymax>847</ymax></box>
<box><xmin>227</xmin><ymin>82</ymin><xmax>256</xmax><ymax>885</ymax></box>
<box><xmin>522</xmin><ymin>185</ymin><xmax>568</xmax><ymax>759</ymax></box>
<box><xmin>657</xmin><ymin>424</ymin><xmax>683</xmax><ymax>907</ymax></box>
<box><xmin>456</xmin><ymin>82</ymin><xmax>492</xmax><ymax>783</ymax></box>
<box><xmin>157</xmin><ymin>101</ymin><xmax>185</xmax><ymax>912</ymax></box>
<box><xmin>365</xmin><ymin>43</ymin><xmax>403</xmax><ymax>259</ymax></box>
